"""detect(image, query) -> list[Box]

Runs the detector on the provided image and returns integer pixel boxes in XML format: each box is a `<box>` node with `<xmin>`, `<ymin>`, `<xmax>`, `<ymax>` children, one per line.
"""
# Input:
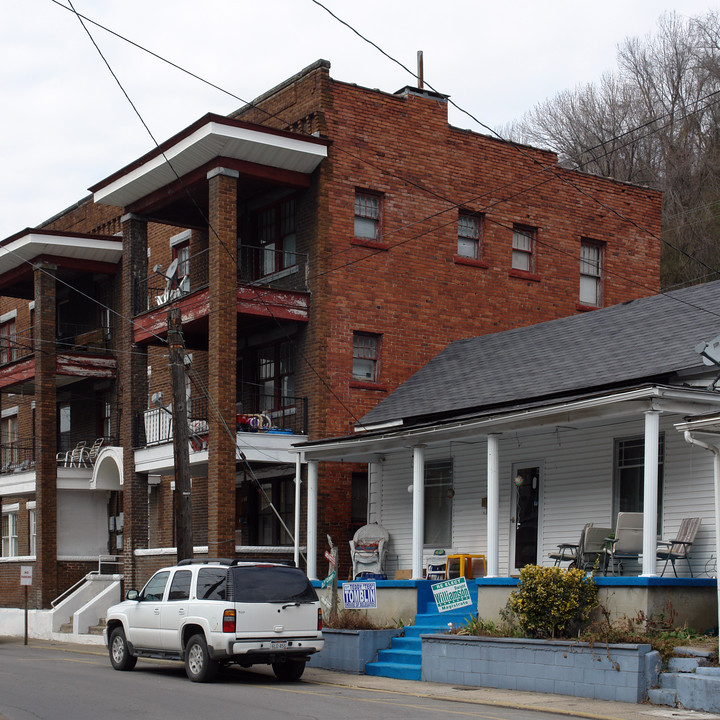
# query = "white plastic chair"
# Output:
<box><xmin>349</xmin><ymin>524</ymin><xmax>390</xmax><ymax>579</ymax></box>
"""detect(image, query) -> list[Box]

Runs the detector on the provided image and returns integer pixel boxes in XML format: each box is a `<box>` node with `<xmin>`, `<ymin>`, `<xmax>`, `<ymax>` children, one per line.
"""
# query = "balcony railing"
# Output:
<box><xmin>0</xmin><ymin>438</ymin><xmax>35</xmax><ymax>473</ymax></box>
<box><xmin>135</xmin><ymin>248</ymin><xmax>210</xmax><ymax>314</ymax></box>
<box><xmin>56</xmin><ymin>323</ymin><xmax>112</xmax><ymax>353</ymax></box>
<box><xmin>135</xmin><ymin>394</ymin><xmax>308</xmax><ymax>449</ymax></box>
<box><xmin>238</xmin><ymin>244</ymin><xmax>308</xmax><ymax>293</ymax></box>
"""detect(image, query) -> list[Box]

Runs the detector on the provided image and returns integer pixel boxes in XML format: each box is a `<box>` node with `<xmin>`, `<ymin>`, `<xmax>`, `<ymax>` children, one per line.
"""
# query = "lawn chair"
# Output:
<box><xmin>349</xmin><ymin>523</ymin><xmax>389</xmax><ymax>580</ymax></box>
<box><xmin>603</xmin><ymin>512</ymin><xmax>644</xmax><ymax>575</ymax></box>
<box><xmin>578</xmin><ymin>526</ymin><xmax>612</xmax><ymax>571</ymax></box>
<box><xmin>657</xmin><ymin>517</ymin><xmax>701</xmax><ymax>577</ymax></box>
<box><xmin>56</xmin><ymin>440</ymin><xmax>87</xmax><ymax>468</ymax></box>
<box><xmin>86</xmin><ymin>437</ymin><xmax>105</xmax><ymax>464</ymax></box>
<box><xmin>549</xmin><ymin>523</ymin><xmax>592</xmax><ymax>567</ymax></box>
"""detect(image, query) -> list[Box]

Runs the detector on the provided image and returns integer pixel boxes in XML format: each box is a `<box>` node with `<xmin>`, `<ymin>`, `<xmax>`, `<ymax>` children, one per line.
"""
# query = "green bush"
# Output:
<box><xmin>508</xmin><ymin>565</ymin><xmax>598</xmax><ymax>638</ymax></box>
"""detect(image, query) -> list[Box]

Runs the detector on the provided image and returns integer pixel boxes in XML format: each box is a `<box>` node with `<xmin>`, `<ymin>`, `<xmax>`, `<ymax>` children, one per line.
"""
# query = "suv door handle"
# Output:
<box><xmin>153</xmin><ymin>608</ymin><xmax>160</xmax><ymax>615</ymax></box>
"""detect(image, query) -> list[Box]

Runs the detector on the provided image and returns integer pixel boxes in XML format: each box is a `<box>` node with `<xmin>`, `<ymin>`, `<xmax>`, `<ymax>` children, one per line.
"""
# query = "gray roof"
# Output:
<box><xmin>361</xmin><ymin>280</ymin><xmax>720</xmax><ymax>427</ymax></box>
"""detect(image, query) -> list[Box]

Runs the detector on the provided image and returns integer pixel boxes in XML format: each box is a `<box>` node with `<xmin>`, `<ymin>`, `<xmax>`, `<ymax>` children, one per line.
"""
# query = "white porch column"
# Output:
<box><xmin>294</xmin><ymin>454</ymin><xmax>302</xmax><ymax>569</ymax></box>
<box><xmin>641</xmin><ymin>410</ymin><xmax>660</xmax><ymax>576</ymax></box>
<box><xmin>486</xmin><ymin>433</ymin><xmax>500</xmax><ymax>577</ymax></box>
<box><xmin>412</xmin><ymin>445</ymin><xmax>426</xmax><ymax>579</ymax></box>
<box><xmin>306</xmin><ymin>459</ymin><xmax>318</xmax><ymax>580</ymax></box>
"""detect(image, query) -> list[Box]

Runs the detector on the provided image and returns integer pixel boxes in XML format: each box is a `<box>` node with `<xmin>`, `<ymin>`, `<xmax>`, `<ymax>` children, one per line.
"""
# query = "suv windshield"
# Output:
<box><xmin>230</xmin><ymin>566</ymin><xmax>318</xmax><ymax>603</ymax></box>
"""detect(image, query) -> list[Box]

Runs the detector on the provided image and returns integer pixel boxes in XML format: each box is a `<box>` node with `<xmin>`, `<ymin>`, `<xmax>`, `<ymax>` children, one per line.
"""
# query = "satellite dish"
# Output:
<box><xmin>695</xmin><ymin>336</ymin><xmax>720</xmax><ymax>366</ymax></box>
<box><xmin>165</xmin><ymin>258</ymin><xmax>179</xmax><ymax>280</ymax></box>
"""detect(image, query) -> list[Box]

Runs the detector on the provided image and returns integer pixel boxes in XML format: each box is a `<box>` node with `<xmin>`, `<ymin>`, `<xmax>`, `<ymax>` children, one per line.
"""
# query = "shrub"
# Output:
<box><xmin>507</xmin><ymin>565</ymin><xmax>598</xmax><ymax>638</ymax></box>
<box><xmin>323</xmin><ymin>609</ymin><xmax>385</xmax><ymax>630</ymax></box>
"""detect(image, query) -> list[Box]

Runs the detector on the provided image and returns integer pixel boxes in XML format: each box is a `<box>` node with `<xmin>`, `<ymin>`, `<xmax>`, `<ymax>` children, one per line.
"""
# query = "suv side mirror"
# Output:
<box><xmin>126</xmin><ymin>589</ymin><xmax>139</xmax><ymax>601</ymax></box>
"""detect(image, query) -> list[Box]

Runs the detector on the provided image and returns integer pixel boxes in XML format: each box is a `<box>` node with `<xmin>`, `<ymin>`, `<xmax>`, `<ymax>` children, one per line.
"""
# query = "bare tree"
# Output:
<box><xmin>506</xmin><ymin>11</ymin><xmax>720</xmax><ymax>289</ymax></box>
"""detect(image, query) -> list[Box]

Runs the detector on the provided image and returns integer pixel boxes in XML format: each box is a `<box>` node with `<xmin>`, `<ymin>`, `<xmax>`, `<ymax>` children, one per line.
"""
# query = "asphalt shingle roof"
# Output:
<box><xmin>361</xmin><ymin>280</ymin><xmax>720</xmax><ymax>427</ymax></box>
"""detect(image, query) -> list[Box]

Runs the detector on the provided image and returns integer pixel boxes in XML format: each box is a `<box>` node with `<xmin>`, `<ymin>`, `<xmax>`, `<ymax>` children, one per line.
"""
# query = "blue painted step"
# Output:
<box><xmin>364</xmin><ymin>582</ymin><xmax>477</xmax><ymax>681</ymax></box>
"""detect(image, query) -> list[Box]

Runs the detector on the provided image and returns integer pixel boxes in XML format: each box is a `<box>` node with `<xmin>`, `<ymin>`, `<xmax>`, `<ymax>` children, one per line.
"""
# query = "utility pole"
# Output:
<box><xmin>168</xmin><ymin>307</ymin><xmax>193</xmax><ymax>561</ymax></box>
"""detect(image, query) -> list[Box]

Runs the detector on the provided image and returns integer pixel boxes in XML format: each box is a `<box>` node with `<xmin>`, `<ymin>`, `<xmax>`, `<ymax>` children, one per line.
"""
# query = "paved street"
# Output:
<box><xmin>0</xmin><ymin>638</ymin><xmax>716</xmax><ymax>720</ymax></box>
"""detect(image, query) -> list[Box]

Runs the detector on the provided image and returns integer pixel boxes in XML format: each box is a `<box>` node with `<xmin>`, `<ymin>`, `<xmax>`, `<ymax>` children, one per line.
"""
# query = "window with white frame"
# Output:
<box><xmin>28</xmin><ymin>503</ymin><xmax>36</xmax><ymax>556</ymax></box>
<box><xmin>579</xmin><ymin>240</ymin><xmax>604</xmax><ymax>306</ymax></box>
<box><xmin>354</xmin><ymin>191</ymin><xmax>381</xmax><ymax>240</ymax></box>
<box><xmin>352</xmin><ymin>332</ymin><xmax>381</xmax><ymax>383</ymax></box>
<box><xmin>512</xmin><ymin>225</ymin><xmax>536</xmax><ymax>272</ymax></box>
<box><xmin>614</xmin><ymin>435</ymin><xmax>664</xmax><ymax>533</ymax></box>
<box><xmin>2</xmin><ymin>508</ymin><xmax>18</xmax><ymax>557</ymax></box>
<box><xmin>457</xmin><ymin>212</ymin><xmax>482</xmax><ymax>259</ymax></box>
<box><xmin>424</xmin><ymin>460</ymin><xmax>453</xmax><ymax>546</ymax></box>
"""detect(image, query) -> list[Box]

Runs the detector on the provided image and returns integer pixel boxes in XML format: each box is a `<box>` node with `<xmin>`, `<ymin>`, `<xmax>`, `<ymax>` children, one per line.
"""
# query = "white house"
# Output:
<box><xmin>298</xmin><ymin>280</ymin><xmax>720</xmax><ymax>630</ymax></box>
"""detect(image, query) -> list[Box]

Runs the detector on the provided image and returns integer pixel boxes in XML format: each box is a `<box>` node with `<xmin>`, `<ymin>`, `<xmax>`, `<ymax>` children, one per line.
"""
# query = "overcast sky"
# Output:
<box><xmin>1</xmin><ymin>0</ymin><xmax>716</xmax><ymax>241</ymax></box>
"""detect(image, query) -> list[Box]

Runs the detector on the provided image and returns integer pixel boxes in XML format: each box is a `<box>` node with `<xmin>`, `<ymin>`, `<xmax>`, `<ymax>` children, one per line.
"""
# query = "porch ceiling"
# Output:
<box><xmin>90</xmin><ymin>114</ymin><xmax>329</xmax><ymax>208</ymax></box>
<box><xmin>298</xmin><ymin>384</ymin><xmax>720</xmax><ymax>462</ymax></box>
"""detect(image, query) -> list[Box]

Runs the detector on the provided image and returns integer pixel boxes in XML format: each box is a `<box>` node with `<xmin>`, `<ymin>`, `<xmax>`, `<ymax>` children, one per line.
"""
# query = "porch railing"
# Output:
<box><xmin>0</xmin><ymin>438</ymin><xmax>35</xmax><ymax>473</ymax></box>
<box><xmin>134</xmin><ymin>394</ymin><xmax>308</xmax><ymax>448</ymax></box>
<box><xmin>56</xmin><ymin>323</ymin><xmax>112</xmax><ymax>354</ymax></box>
<box><xmin>238</xmin><ymin>244</ymin><xmax>308</xmax><ymax>293</ymax></box>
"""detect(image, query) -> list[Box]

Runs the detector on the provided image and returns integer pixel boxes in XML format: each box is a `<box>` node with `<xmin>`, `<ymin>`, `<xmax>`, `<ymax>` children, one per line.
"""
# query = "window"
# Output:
<box><xmin>256</xmin><ymin>197</ymin><xmax>297</xmax><ymax>276</ymax></box>
<box><xmin>351</xmin><ymin>471</ymin><xmax>368</xmax><ymax>525</ymax></box>
<box><xmin>58</xmin><ymin>403</ymin><xmax>71</xmax><ymax>454</ymax></box>
<box><xmin>173</xmin><ymin>240</ymin><xmax>190</xmax><ymax>279</ymax></box>
<box><xmin>424</xmin><ymin>460</ymin><xmax>453</xmax><ymax>546</ymax></box>
<box><xmin>141</xmin><ymin>571</ymin><xmax>170</xmax><ymax>602</ymax></box>
<box><xmin>580</xmin><ymin>240</ymin><xmax>603</xmax><ymax>306</ymax></box>
<box><xmin>354</xmin><ymin>192</ymin><xmax>381</xmax><ymax>240</ymax></box>
<box><xmin>28</xmin><ymin>507</ymin><xmax>36</xmax><ymax>556</ymax></box>
<box><xmin>1</xmin><ymin>412</ymin><xmax>18</xmax><ymax>469</ymax></box>
<box><xmin>352</xmin><ymin>332</ymin><xmax>381</xmax><ymax>383</ymax></box>
<box><xmin>457</xmin><ymin>212</ymin><xmax>482</xmax><ymax>259</ymax></box>
<box><xmin>249</xmin><ymin>477</ymin><xmax>294</xmax><ymax>546</ymax></box>
<box><xmin>614</xmin><ymin>435</ymin><xmax>664</xmax><ymax>533</ymax></box>
<box><xmin>512</xmin><ymin>225</ymin><xmax>536</xmax><ymax>272</ymax></box>
<box><xmin>0</xmin><ymin>318</ymin><xmax>17</xmax><ymax>364</ymax></box>
<box><xmin>197</xmin><ymin>568</ymin><xmax>227</xmax><ymax>601</ymax></box>
<box><xmin>2</xmin><ymin>510</ymin><xmax>18</xmax><ymax>557</ymax></box>
<box><xmin>167</xmin><ymin>570</ymin><xmax>192</xmax><ymax>601</ymax></box>
<box><xmin>257</xmin><ymin>341</ymin><xmax>295</xmax><ymax>412</ymax></box>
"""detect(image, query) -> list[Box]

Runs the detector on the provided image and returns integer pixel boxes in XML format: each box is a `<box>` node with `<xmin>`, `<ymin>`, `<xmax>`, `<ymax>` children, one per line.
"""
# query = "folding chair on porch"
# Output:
<box><xmin>657</xmin><ymin>517</ymin><xmax>701</xmax><ymax>577</ymax></box>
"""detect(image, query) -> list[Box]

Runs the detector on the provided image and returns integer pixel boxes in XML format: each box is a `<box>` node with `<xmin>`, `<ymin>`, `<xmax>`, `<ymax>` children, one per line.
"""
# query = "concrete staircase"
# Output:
<box><xmin>648</xmin><ymin>647</ymin><xmax>720</xmax><ymax>712</ymax></box>
<box><xmin>365</xmin><ymin>585</ymin><xmax>478</xmax><ymax>681</ymax></box>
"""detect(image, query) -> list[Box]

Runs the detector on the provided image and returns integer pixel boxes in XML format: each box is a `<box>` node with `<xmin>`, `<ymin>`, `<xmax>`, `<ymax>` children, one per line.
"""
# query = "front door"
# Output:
<box><xmin>511</xmin><ymin>464</ymin><xmax>542</xmax><ymax>571</ymax></box>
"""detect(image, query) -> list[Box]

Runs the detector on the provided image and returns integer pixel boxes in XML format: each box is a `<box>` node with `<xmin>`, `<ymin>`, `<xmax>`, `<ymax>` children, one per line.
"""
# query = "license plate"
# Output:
<box><xmin>271</xmin><ymin>640</ymin><xmax>288</xmax><ymax>650</ymax></box>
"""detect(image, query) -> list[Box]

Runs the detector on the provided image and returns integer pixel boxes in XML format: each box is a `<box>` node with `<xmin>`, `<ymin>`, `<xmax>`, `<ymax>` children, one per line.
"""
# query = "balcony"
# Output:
<box><xmin>0</xmin><ymin>438</ymin><xmax>35</xmax><ymax>474</ymax></box>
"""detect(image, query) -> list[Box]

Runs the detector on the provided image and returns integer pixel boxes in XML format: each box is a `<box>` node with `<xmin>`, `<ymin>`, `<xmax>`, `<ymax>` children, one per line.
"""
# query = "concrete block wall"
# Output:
<box><xmin>422</xmin><ymin>635</ymin><xmax>661</xmax><ymax>702</ymax></box>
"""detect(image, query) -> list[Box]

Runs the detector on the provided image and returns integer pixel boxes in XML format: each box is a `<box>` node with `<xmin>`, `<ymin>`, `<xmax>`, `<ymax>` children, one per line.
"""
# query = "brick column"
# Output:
<box><xmin>34</xmin><ymin>263</ymin><xmax>57</xmax><ymax>607</ymax></box>
<box><xmin>119</xmin><ymin>214</ymin><xmax>149</xmax><ymax>588</ymax></box>
<box><xmin>207</xmin><ymin>168</ymin><xmax>238</xmax><ymax>557</ymax></box>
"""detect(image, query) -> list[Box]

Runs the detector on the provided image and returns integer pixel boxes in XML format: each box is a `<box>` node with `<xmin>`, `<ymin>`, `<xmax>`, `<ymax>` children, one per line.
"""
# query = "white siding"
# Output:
<box><xmin>372</xmin><ymin>413</ymin><xmax>717</xmax><ymax>577</ymax></box>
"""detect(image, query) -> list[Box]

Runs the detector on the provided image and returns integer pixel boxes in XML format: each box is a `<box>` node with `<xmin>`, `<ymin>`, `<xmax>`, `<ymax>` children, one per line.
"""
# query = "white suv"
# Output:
<box><xmin>104</xmin><ymin>558</ymin><xmax>323</xmax><ymax>682</ymax></box>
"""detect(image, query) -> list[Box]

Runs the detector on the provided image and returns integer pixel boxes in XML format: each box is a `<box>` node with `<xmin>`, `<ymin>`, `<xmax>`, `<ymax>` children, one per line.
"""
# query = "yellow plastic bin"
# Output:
<box><xmin>445</xmin><ymin>554</ymin><xmax>486</xmax><ymax>580</ymax></box>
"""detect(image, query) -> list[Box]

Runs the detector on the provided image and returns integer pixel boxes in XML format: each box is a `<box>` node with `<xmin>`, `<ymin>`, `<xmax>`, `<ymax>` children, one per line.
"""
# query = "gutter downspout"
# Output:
<box><xmin>682</xmin><ymin>431</ymin><xmax>720</xmax><ymax>636</ymax></box>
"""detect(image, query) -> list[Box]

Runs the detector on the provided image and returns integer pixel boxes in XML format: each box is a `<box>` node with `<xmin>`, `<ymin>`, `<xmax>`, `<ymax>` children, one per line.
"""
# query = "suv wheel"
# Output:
<box><xmin>185</xmin><ymin>634</ymin><xmax>218</xmax><ymax>682</ymax></box>
<box><xmin>109</xmin><ymin>627</ymin><xmax>137</xmax><ymax>671</ymax></box>
<box><xmin>272</xmin><ymin>659</ymin><xmax>306</xmax><ymax>682</ymax></box>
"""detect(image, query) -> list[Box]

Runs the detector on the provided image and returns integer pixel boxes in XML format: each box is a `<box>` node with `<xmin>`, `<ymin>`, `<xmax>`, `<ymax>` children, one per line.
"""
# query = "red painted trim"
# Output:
<box><xmin>0</xmin><ymin>352</ymin><xmax>117</xmax><ymax>390</ymax></box>
<box><xmin>90</xmin><ymin>113</ymin><xmax>329</xmax><ymax>193</ymax></box>
<box><xmin>38</xmin><ymin>254</ymin><xmax>119</xmax><ymax>275</ymax></box>
<box><xmin>351</xmin><ymin>238</ymin><xmax>390</xmax><ymax>251</ymax></box>
<box><xmin>453</xmin><ymin>255</ymin><xmax>489</xmax><ymax>269</ymax></box>
<box><xmin>1</xmin><ymin>227</ymin><xmax>121</xmax><ymax>249</ymax></box>
<box><xmin>576</xmin><ymin>303</ymin><xmax>601</xmax><ymax>312</ymax></box>
<box><xmin>128</xmin><ymin>157</ymin><xmax>311</xmax><ymax>216</ymax></box>
<box><xmin>0</xmin><ymin>356</ymin><xmax>35</xmax><ymax>389</ymax></box>
<box><xmin>349</xmin><ymin>380</ymin><xmax>389</xmax><ymax>391</ymax></box>
<box><xmin>508</xmin><ymin>269</ymin><xmax>542</xmax><ymax>282</ymax></box>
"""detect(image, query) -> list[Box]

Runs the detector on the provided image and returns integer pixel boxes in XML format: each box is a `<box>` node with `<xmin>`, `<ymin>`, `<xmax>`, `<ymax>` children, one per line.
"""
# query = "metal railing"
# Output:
<box><xmin>0</xmin><ymin>438</ymin><xmax>35</xmax><ymax>473</ymax></box>
<box><xmin>134</xmin><ymin>394</ymin><xmax>307</xmax><ymax>448</ymax></box>
<box><xmin>56</xmin><ymin>323</ymin><xmax>112</xmax><ymax>353</ymax></box>
<box><xmin>238</xmin><ymin>244</ymin><xmax>308</xmax><ymax>293</ymax></box>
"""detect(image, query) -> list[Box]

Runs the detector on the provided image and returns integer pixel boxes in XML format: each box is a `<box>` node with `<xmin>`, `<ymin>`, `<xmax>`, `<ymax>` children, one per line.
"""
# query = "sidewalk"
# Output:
<box><xmin>6</xmin><ymin>636</ymin><xmax>714</xmax><ymax>720</ymax></box>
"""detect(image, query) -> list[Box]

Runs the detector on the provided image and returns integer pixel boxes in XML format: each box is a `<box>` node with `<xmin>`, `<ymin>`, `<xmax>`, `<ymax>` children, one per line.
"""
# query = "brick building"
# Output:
<box><xmin>0</xmin><ymin>60</ymin><xmax>661</xmax><ymax>612</ymax></box>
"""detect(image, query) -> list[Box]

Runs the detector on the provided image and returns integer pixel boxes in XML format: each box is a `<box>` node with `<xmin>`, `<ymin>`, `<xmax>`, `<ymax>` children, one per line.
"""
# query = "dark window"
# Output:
<box><xmin>255</xmin><ymin>197</ymin><xmax>297</xmax><ymax>275</ymax></box>
<box><xmin>229</xmin><ymin>566</ymin><xmax>317</xmax><ymax>603</ymax></box>
<box><xmin>0</xmin><ymin>319</ymin><xmax>17</xmax><ymax>364</ymax></box>
<box><xmin>167</xmin><ymin>569</ymin><xmax>191</xmax><ymax>601</ymax></box>
<box><xmin>257</xmin><ymin>340</ymin><xmax>295</xmax><ymax>413</ymax></box>
<box><xmin>351</xmin><ymin>471</ymin><xmax>368</xmax><ymax>524</ymax></box>
<box><xmin>614</xmin><ymin>435</ymin><xmax>664</xmax><ymax>533</ymax></box>
<box><xmin>197</xmin><ymin>568</ymin><xmax>228</xmax><ymax>600</ymax></box>
<box><xmin>424</xmin><ymin>460</ymin><xmax>453</xmax><ymax>546</ymax></box>
<box><xmin>247</xmin><ymin>477</ymin><xmax>294</xmax><ymax>546</ymax></box>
